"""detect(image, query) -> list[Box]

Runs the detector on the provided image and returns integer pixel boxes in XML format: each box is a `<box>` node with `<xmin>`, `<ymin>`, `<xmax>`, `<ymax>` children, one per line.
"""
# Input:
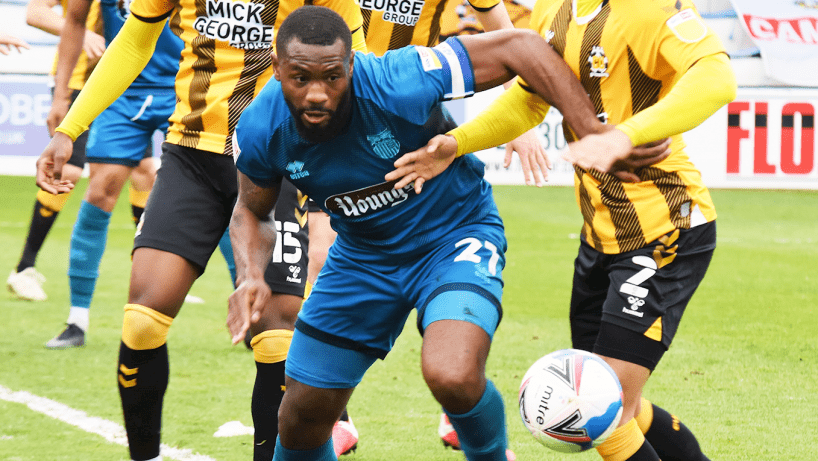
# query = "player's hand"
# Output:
<box><xmin>606</xmin><ymin>137</ymin><xmax>672</xmax><ymax>182</ymax></box>
<box><xmin>227</xmin><ymin>278</ymin><xmax>271</xmax><ymax>346</ymax></box>
<box><xmin>563</xmin><ymin>129</ymin><xmax>671</xmax><ymax>182</ymax></box>
<box><xmin>385</xmin><ymin>134</ymin><xmax>458</xmax><ymax>194</ymax></box>
<box><xmin>0</xmin><ymin>33</ymin><xmax>30</xmax><ymax>55</ymax></box>
<box><xmin>46</xmin><ymin>98</ymin><xmax>71</xmax><ymax>137</ymax></box>
<box><xmin>83</xmin><ymin>31</ymin><xmax>106</xmax><ymax>61</ymax></box>
<box><xmin>505</xmin><ymin>128</ymin><xmax>550</xmax><ymax>186</ymax></box>
<box><xmin>620</xmin><ymin>137</ymin><xmax>672</xmax><ymax>171</ymax></box>
<box><xmin>36</xmin><ymin>132</ymin><xmax>76</xmax><ymax>194</ymax></box>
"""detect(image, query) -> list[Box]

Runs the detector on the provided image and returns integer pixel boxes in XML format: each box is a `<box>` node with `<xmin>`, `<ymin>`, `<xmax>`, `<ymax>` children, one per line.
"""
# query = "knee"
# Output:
<box><xmin>84</xmin><ymin>185</ymin><xmax>119</xmax><ymax>210</ymax></box>
<box><xmin>122</xmin><ymin>304</ymin><xmax>173</xmax><ymax>350</ymax></box>
<box><xmin>85</xmin><ymin>172</ymin><xmax>127</xmax><ymax>211</ymax></box>
<box><xmin>252</xmin><ymin>294</ymin><xmax>301</xmax><ymax>333</ymax></box>
<box><xmin>423</xmin><ymin>362</ymin><xmax>484</xmax><ymax>410</ymax></box>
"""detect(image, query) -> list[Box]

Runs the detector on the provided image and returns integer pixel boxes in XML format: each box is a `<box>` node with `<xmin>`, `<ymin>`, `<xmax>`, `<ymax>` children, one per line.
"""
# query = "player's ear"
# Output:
<box><xmin>348</xmin><ymin>50</ymin><xmax>355</xmax><ymax>77</ymax></box>
<box><xmin>271</xmin><ymin>51</ymin><xmax>281</xmax><ymax>81</ymax></box>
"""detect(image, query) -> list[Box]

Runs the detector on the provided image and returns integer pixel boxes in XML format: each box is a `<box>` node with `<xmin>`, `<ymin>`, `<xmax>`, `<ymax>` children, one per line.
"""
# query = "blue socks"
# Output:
<box><xmin>273</xmin><ymin>435</ymin><xmax>335</xmax><ymax>461</ymax></box>
<box><xmin>68</xmin><ymin>201</ymin><xmax>111</xmax><ymax>309</ymax></box>
<box><xmin>270</xmin><ymin>381</ymin><xmax>507</xmax><ymax>460</ymax></box>
<box><xmin>444</xmin><ymin>380</ymin><xmax>508</xmax><ymax>461</ymax></box>
<box><xmin>218</xmin><ymin>227</ymin><xmax>237</xmax><ymax>286</ymax></box>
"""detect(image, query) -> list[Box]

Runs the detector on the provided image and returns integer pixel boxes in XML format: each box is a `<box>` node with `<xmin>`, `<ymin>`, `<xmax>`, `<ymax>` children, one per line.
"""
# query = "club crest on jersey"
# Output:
<box><xmin>194</xmin><ymin>0</ymin><xmax>274</xmax><ymax>50</ymax></box>
<box><xmin>367</xmin><ymin>129</ymin><xmax>400</xmax><ymax>159</ymax></box>
<box><xmin>286</xmin><ymin>161</ymin><xmax>309</xmax><ymax>180</ymax></box>
<box><xmin>587</xmin><ymin>46</ymin><xmax>609</xmax><ymax>78</ymax></box>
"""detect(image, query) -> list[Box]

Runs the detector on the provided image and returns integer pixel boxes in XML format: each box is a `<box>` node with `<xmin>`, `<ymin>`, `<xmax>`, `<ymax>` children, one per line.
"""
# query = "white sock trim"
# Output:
<box><xmin>67</xmin><ymin>307</ymin><xmax>89</xmax><ymax>332</ymax></box>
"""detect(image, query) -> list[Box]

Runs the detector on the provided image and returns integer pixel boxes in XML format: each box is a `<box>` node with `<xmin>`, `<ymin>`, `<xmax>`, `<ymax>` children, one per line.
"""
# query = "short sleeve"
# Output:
<box><xmin>656</xmin><ymin>3</ymin><xmax>726</xmax><ymax>73</ymax></box>
<box><xmin>234</xmin><ymin>104</ymin><xmax>281</xmax><ymax>188</ymax></box>
<box><xmin>129</xmin><ymin>0</ymin><xmax>174</xmax><ymax>21</ymax></box>
<box><xmin>354</xmin><ymin>37</ymin><xmax>475</xmax><ymax>125</ymax></box>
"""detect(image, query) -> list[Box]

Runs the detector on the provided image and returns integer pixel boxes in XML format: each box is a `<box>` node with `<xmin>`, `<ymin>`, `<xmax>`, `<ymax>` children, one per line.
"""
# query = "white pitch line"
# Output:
<box><xmin>0</xmin><ymin>384</ymin><xmax>216</xmax><ymax>461</ymax></box>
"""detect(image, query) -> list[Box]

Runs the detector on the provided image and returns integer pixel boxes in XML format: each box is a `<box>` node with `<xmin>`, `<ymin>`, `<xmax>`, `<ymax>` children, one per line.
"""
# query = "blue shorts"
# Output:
<box><xmin>287</xmin><ymin>221</ymin><xmax>506</xmax><ymax>388</ymax></box>
<box><xmin>86</xmin><ymin>90</ymin><xmax>175</xmax><ymax>166</ymax></box>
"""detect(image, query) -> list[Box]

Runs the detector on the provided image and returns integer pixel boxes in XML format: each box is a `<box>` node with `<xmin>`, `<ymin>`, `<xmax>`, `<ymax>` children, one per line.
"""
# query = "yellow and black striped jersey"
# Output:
<box><xmin>51</xmin><ymin>0</ymin><xmax>104</xmax><ymax>90</ymax></box>
<box><xmin>529</xmin><ymin>0</ymin><xmax>723</xmax><ymax>254</ymax></box>
<box><xmin>361</xmin><ymin>0</ymin><xmax>499</xmax><ymax>56</ymax></box>
<box><xmin>128</xmin><ymin>0</ymin><xmax>363</xmax><ymax>156</ymax></box>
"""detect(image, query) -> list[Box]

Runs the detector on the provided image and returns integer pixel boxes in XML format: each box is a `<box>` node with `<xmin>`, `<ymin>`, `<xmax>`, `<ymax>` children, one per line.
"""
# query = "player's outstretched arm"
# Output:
<box><xmin>227</xmin><ymin>172</ymin><xmax>281</xmax><ymax>345</ymax></box>
<box><xmin>565</xmin><ymin>53</ymin><xmax>736</xmax><ymax>176</ymax></box>
<box><xmin>388</xmin><ymin>31</ymin><xmax>600</xmax><ymax>192</ymax></box>
<box><xmin>386</xmin><ymin>81</ymin><xmax>552</xmax><ymax>192</ymax></box>
<box><xmin>563</xmin><ymin>129</ymin><xmax>672</xmax><ymax>183</ymax></box>
<box><xmin>36</xmin><ymin>13</ymin><xmax>166</xmax><ymax>192</ymax></box>
<box><xmin>457</xmin><ymin>29</ymin><xmax>602</xmax><ymax>139</ymax></box>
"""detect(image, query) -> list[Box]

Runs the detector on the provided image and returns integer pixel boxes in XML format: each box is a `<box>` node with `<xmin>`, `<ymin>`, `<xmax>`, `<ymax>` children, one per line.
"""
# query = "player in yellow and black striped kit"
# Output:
<box><xmin>389</xmin><ymin>0</ymin><xmax>737</xmax><ymax>460</ymax></box>
<box><xmin>33</xmin><ymin>0</ymin><xmax>365</xmax><ymax>459</ymax></box>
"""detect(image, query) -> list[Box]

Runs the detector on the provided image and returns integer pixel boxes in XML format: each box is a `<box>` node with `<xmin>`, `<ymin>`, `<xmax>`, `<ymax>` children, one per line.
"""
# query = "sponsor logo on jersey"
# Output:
<box><xmin>367</xmin><ymin>129</ymin><xmax>400</xmax><ymax>159</ymax></box>
<box><xmin>359</xmin><ymin>0</ymin><xmax>425</xmax><ymax>26</ymax></box>
<box><xmin>286</xmin><ymin>161</ymin><xmax>310</xmax><ymax>179</ymax></box>
<box><xmin>666</xmin><ymin>8</ymin><xmax>707</xmax><ymax>43</ymax></box>
<box><xmin>325</xmin><ymin>181</ymin><xmax>414</xmax><ymax>217</ymax></box>
<box><xmin>194</xmin><ymin>0</ymin><xmax>274</xmax><ymax>50</ymax></box>
<box><xmin>587</xmin><ymin>46</ymin><xmax>609</xmax><ymax>78</ymax></box>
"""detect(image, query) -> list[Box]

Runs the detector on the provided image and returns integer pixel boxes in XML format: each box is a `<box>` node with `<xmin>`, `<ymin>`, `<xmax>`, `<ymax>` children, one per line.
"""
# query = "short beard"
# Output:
<box><xmin>287</xmin><ymin>89</ymin><xmax>352</xmax><ymax>143</ymax></box>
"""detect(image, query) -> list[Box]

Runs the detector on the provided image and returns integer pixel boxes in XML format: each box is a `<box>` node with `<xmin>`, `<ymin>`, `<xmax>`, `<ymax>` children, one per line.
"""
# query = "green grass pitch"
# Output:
<box><xmin>1</xmin><ymin>174</ymin><xmax>816</xmax><ymax>460</ymax></box>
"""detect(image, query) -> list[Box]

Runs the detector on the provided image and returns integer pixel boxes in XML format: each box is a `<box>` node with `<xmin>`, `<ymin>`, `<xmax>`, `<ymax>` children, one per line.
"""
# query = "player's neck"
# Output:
<box><xmin>574</xmin><ymin>0</ymin><xmax>604</xmax><ymax>24</ymax></box>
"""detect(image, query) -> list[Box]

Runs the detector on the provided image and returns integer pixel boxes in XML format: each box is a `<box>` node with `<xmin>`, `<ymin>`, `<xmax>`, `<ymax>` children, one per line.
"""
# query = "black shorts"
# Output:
<box><xmin>569</xmin><ymin>221</ymin><xmax>716</xmax><ymax>371</ymax></box>
<box><xmin>134</xmin><ymin>143</ymin><xmax>238</xmax><ymax>274</ymax></box>
<box><xmin>64</xmin><ymin>89</ymin><xmax>88</xmax><ymax>169</ymax></box>
<box><xmin>134</xmin><ymin>143</ymin><xmax>308</xmax><ymax>296</ymax></box>
<box><xmin>263</xmin><ymin>178</ymin><xmax>309</xmax><ymax>297</ymax></box>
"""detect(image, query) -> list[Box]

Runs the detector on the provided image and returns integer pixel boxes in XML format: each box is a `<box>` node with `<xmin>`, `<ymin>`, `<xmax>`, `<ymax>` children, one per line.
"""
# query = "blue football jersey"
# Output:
<box><xmin>234</xmin><ymin>38</ymin><xmax>502</xmax><ymax>257</ymax></box>
<box><xmin>100</xmin><ymin>0</ymin><xmax>182</xmax><ymax>90</ymax></box>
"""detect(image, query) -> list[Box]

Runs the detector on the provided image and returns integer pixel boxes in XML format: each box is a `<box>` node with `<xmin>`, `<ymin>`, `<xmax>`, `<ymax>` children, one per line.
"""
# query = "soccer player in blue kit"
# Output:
<box><xmin>226</xmin><ymin>6</ymin><xmax>637</xmax><ymax>461</ymax></box>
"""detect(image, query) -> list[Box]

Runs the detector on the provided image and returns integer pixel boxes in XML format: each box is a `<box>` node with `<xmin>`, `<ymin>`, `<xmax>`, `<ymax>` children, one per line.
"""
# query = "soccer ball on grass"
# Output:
<box><xmin>518</xmin><ymin>349</ymin><xmax>623</xmax><ymax>452</ymax></box>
